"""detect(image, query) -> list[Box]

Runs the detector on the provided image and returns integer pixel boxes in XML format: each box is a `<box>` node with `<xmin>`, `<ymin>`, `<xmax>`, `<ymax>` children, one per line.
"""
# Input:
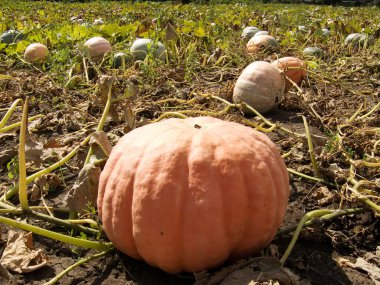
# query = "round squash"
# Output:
<box><xmin>24</xmin><ymin>43</ymin><xmax>48</xmax><ymax>62</ymax></box>
<box><xmin>298</xmin><ymin>25</ymin><xmax>308</xmax><ymax>33</ymax></box>
<box><xmin>233</xmin><ymin>61</ymin><xmax>286</xmax><ymax>114</ymax></box>
<box><xmin>303</xmin><ymin>46</ymin><xmax>323</xmax><ymax>57</ymax></box>
<box><xmin>112</xmin><ymin>52</ymin><xmax>128</xmax><ymax>68</ymax></box>
<box><xmin>272</xmin><ymin>57</ymin><xmax>307</xmax><ymax>91</ymax></box>
<box><xmin>246</xmin><ymin>35</ymin><xmax>279</xmax><ymax>54</ymax></box>
<box><xmin>93</xmin><ymin>18</ymin><xmax>104</xmax><ymax>26</ymax></box>
<box><xmin>98</xmin><ymin>116</ymin><xmax>290</xmax><ymax>273</ymax></box>
<box><xmin>130</xmin><ymin>38</ymin><xmax>166</xmax><ymax>61</ymax></box>
<box><xmin>83</xmin><ymin>36</ymin><xmax>112</xmax><ymax>58</ymax></box>
<box><xmin>321</xmin><ymin>28</ymin><xmax>331</xmax><ymax>37</ymax></box>
<box><xmin>241</xmin><ymin>26</ymin><xmax>260</xmax><ymax>40</ymax></box>
<box><xmin>0</xmin><ymin>30</ymin><xmax>24</xmax><ymax>44</ymax></box>
<box><xmin>254</xmin><ymin>30</ymin><xmax>269</xmax><ymax>37</ymax></box>
<box><xmin>344</xmin><ymin>33</ymin><xmax>371</xmax><ymax>46</ymax></box>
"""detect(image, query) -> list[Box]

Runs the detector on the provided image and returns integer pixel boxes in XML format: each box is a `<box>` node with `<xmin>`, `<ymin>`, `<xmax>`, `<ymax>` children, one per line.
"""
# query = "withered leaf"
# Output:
<box><xmin>64</xmin><ymin>164</ymin><xmax>101</xmax><ymax>213</ymax></box>
<box><xmin>88</xmin><ymin>131</ymin><xmax>112</xmax><ymax>164</ymax></box>
<box><xmin>0</xmin><ymin>230</ymin><xmax>48</xmax><ymax>273</ymax></box>
<box><xmin>165</xmin><ymin>22</ymin><xmax>179</xmax><ymax>42</ymax></box>
<box><xmin>29</xmin><ymin>173</ymin><xmax>61</xmax><ymax>202</ymax></box>
<box><xmin>98</xmin><ymin>75</ymin><xmax>119</xmax><ymax>123</ymax></box>
<box><xmin>0</xmin><ymin>262</ymin><xmax>12</xmax><ymax>281</ymax></box>
<box><xmin>64</xmin><ymin>131</ymin><xmax>111</xmax><ymax>212</ymax></box>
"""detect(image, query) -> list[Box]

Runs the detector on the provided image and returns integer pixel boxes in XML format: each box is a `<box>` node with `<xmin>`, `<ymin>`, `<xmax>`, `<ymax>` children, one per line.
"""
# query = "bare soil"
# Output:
<box><xmin>0</xmin><ymin>33</ymin><xmax>379</xmax><ymax>285</ymax></box>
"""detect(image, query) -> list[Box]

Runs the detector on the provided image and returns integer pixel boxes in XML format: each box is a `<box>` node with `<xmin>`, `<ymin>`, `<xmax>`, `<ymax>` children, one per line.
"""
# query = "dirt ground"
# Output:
<box><xmin>0</xmin><ymin>44</ymin><xmax>379</xmax><ymax>284</ymax></box>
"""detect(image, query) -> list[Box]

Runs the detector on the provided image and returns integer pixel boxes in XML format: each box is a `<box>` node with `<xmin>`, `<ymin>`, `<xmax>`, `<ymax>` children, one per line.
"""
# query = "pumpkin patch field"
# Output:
<box><xmin>0</xmin><ymin>1</ymin><xmax>379</xmax><ymax>284</ymax></box>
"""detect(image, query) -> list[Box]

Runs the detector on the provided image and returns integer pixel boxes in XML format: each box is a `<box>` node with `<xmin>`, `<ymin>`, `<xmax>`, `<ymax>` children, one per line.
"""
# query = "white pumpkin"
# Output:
<box><xmin>233</xmin><ymin>61</ymin><xmax>286</xmax><ymax>114</ymax></box>
<box><xmin>84</xmin><ymin>36</ymin><xmax>112</xmax><ymax>58</ymax></box>
<box><xmin>253</xmin><ymin>31</ymin><xmax>269</xmax><ymax>37</ymax></box>
<box><xmin>345</xmin><ymin>33</ymin><xmax>371</xmax><ymax>46</ymax></box>
<box><xmin>246</xmin><ymin>35</ymin><xmax>279</xmax><ymax>54</ymax></box>
<box><xmin>130</xmin><ymin>38</ymin><xmax>166</xmax><ymax>61</ymax></box>
<box><xmin>24</xmin><ymin>43</ymin><xmax>48</xmax><ymax>62</ymax></box>
<box><xmin>241</xmin><ymin>26</ymin><xmax>260</xmax><ymax>40</ymax></box>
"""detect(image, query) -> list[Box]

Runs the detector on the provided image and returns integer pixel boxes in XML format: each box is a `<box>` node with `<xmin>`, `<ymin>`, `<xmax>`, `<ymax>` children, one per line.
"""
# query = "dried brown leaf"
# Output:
<box><xmin>64</xmin><ymin>131</ymin><xmax>111</xmax><ymax>212</ymax></box>
<box><xmin>0</xmin><ymin>262</ymin><xmax>12</xmax><ymax>281</ymax></box>
<box><xmin>0</xmin><ymin>230</ymin><xmax>48</xmax><ymax>273</ymax></box>
<box><xmin>88</xmin><ymin>131</ymin><xmax>112</xmax><ymax>164</ymax></box>
<box><xmin>311</xmin><ymin>186</ymin><xmax>338</xmax><ymax>206</ymax></box>
<box><xmin>64</xmin><ymin>164</ymin><xmax>101</xmax><ymax>213</ymax></box>
<box><xmin>29</xmin><ymin>173</ymin><xmax>61</xmax><ymax>202</ymax></box>
<box><xmin>165</xmin><ymin>22</ymin><xmax>179</xmax><ymax>42</ymax></box>
<box><xmin>98</xmin><ymin>75</ymin><xmax>119</xmax><ymax>123</ymax></box>
<box><xmin>124</xmin><ymin>104</ymin><xmax>136</xmax><ymax>132</ymax></box>
<box><xmin>340</xmin><ymin>255</ymin><xmax>380</xmax><ymax>285</ymax></box>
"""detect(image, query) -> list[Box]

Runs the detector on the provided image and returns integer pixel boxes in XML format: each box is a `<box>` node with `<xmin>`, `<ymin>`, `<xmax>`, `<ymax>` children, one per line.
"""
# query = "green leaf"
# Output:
<box><xmin>15</xmin><ymin>41</ymin><xmax>28</xmax><ymax>53</ymax></box>
<box><xmin>194</xmin><ymin>27</ymin><xmax>206</xmax><ymax>37</ymax></box>
<box><xmin>307</xmin><ymin>61</ymin><xmax>319</xmax><ymax>70</ymax></box>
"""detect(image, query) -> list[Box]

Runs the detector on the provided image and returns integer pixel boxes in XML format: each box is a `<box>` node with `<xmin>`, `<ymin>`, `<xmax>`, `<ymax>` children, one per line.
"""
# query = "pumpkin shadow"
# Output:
<box><xmin>118</xmin><ymin>252</ymin><xmax>195</xmax><ymax>285</ymax></box>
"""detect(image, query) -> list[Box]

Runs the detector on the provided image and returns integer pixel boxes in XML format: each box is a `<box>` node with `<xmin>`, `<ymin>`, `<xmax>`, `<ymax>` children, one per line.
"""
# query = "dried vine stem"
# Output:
<box><xmin>0</xmin><ymin>98</ymin><xmax>22</xmax><ymax>129</ymax></box>
<box><xmin>0</xmin><ymin>215</ymin><xmax>112</xmax><ymax>250</ymax></box>
<box><xmin>19</xmin><ymin>97</ymin><xmax>29</xmax><ymax>210</ymax></box>
<box><xmin>0</xmin><ymin>134</ymin><xmax>92</xmax><ymax>202</ymax></box>
<box><xmin>280</xmin><ymin>208</ymin><xmax>364</xmax><ymax>266</ymax></box>
<box><xmin>43</xmin><ymin>249</ymin><xmax>113</xmax><ymax>285</ymax></box>
<box><xmin>302</xmin><ymin>116</ymin><xmax>319</xmax><ymax>177</ymax></box>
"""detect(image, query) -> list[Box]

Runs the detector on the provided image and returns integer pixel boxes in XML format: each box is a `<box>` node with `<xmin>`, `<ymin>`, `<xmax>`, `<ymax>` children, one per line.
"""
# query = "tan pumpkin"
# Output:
<box><xmin>24</xmin><ymin>43</ymin><xmax>48</xmax><ymax>62</ymax></box>
<box><xmin>83</xmin><ymin>36</ymin><xmax>112</xmax><ymax>58</ymax></box>
<box><xmin>272</xmin><ymin>57</ymin><xmax>307</xmax><ymax>91</ymax></box>
<box><xmin>246</xmin><ymin>35</ymin><xmax>279</xmax><ymax>54</ymax></box>
<box><xmin>233</xmin><ymin>61</ymin><xmax>286</xmax><ymax>114</ymax></box>
<box><xmin>98</xmin><ymin>116</ymin><xmax>290</xmax><ymax>273</ymax></box>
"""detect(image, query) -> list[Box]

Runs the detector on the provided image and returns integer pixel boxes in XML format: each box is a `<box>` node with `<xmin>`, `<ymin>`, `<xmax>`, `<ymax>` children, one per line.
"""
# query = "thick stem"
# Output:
<box><xmin>0</xmin><ymin>99</ymin><xmax>22</xmax><ymax>129</ymax></box>
<box><xmin>0</xmin><ymin>215</ymin><xmax>113</xmax><ymax>250</ymax></box>
<box><xmin>19</xmin><ymin>97</ymin><xmax>29</xmax><ymax>210</ymax></box>
<box><xmin>287</xmin><ymin>168</ymin><xmax>333</xmax><ymax>186</ymax></box>
<box><xmin>276</xmin><ymin>208</ymin><xmax>365</xmax><ymax>236</ymax></box>
<box><xmin>302</xmin><ymin>116</ymin><xmax>319</xmax><ymax>177</ymax></box>
<box><xmin>0</xmin><ymin>114</ymin><xmax>44</xmax><ymax>133</ymax></box>
<box><xmin>280</xmin><ymin>209</ymin><xmax>335</xmax><ymax>266</ymax></box>
<box><xmin>84</xmin><ymin>77</ymin><xmax>114</xmax><ymax>165</ymax></box>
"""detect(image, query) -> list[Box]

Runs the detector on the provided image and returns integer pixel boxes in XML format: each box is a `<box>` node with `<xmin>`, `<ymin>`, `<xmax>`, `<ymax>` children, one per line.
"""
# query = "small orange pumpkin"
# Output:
<box><xmin>98</xmin><ymin>116</ymin><xmax>290</xmax><ymax>273</ymax></box>
<box><xmin>272</xmin><ymin>57</ymin><xmax>307</xmax><ymax>91</ymax></box>
<box><xmin>24</xmin><ymin>43</ymin><xmax>48</xmax><ymax>62</ymax></box>
<box><xmin>246</xmin><ymin>35</ymin><xmax>279</xmax><ymax>54</ymax></box>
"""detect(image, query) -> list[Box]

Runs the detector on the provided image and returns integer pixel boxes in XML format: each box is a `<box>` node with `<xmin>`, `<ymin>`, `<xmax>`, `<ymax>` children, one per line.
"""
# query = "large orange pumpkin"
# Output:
<box><xmin>233</xmin><ymin>61</ymin><xmax>286</xmax><ymax>114</ymax></box>
<box><xmin>98</xmin><ymin>116</ymin><xmax>290</xmax><ymax>273</ymax></box>
<box><xmin>272</xmin><ymin>57</ymin><xmax>307</xmax><ymax>91</ymax></box>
